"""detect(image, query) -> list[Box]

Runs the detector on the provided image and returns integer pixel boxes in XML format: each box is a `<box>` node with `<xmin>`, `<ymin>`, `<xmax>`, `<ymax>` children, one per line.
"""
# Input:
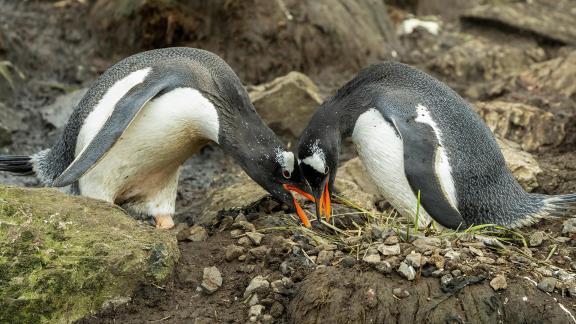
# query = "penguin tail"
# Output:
<box><xmin>541</xmin><ymin>194</ymin><xmax>576</xmax><ymax>217</ymax></box>
<box><xmin>0</xmin><ymin>155</ymin><xmax>35</xmax><ymax>176</ymax></box>
<box><xmin>506</xmin><ymin>193</ymin><xmax>576</xmax><ymax>228</ymax></box>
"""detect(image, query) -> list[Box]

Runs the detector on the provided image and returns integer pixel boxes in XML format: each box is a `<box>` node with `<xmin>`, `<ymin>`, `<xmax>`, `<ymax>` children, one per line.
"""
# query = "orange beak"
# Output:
<box><xmin>320</xmin><ymin>181</ymin><xmax>331</xmax><ymax>221</ymax></box>
<box><xmin>283</xmin><ymin>184</ymin><xmax>315</xmax><ymax>228</ymax></box>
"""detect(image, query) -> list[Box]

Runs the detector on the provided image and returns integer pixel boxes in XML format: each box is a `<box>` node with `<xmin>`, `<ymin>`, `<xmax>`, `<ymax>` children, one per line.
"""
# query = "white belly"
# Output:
<box><xmin>76</xmin><ymin>87</ymin><xmax>219</xmax><ymax>216</ymax></box>
<box><xmin>352</xmin><ymin>108</ymin><xmax>433</xmax><ymax>227</ymax></box>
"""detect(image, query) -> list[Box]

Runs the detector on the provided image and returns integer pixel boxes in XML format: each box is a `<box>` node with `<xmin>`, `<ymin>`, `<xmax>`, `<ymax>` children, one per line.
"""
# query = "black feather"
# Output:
<box><xmin>0</xmin><ymin>155</ymin><xmax>34</xmax><ymax>175</ymax></box>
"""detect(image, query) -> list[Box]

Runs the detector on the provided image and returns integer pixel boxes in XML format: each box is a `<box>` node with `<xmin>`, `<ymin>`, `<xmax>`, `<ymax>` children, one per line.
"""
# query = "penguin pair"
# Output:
<box><xmin>0</xmin><ymin>48</ymin><xmax>313</xmax><ymax>229</ymax></box>
<box><xmin>297</xmin><ymin>62</ymin><xmax>576</xmax><ymax>230</ymax></box>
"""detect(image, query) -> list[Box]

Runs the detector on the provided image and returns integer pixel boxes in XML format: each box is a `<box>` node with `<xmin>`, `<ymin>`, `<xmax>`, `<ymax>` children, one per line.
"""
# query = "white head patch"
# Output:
<box><xmin>301</xmin><ymin>140</ymin><xmax>326</xmax><ymax>174</ymax></box>
<box><xmin>275</xmin><ymin>149</ymin><xmax>295</xmax><ymax>173</ymax></box>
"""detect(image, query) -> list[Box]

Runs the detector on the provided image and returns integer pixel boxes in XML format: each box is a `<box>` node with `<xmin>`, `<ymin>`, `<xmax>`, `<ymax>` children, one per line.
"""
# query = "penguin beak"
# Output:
<box><xmin>313</xmin><ymin>177</ymin><xmax>331</xmax><ymax>222</ymax></box>
<box><xmin>283</xmin><ymin>184</ymin><xmax>315</xmax><ymax>228</ymax></box>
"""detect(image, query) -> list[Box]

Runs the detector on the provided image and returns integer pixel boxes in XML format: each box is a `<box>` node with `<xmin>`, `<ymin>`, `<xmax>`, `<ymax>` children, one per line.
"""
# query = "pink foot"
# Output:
<box><xmin>154</xmin><ymin>214</ymin><xmax>175</xmax><ymax>229</ymax></box>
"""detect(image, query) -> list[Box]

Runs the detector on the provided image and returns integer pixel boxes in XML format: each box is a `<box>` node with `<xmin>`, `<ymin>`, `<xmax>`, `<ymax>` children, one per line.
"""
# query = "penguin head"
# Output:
<box><xmin>297</xmin><ymin>138</ymin><xmax>338</xmax><ymax>221</ymax></box>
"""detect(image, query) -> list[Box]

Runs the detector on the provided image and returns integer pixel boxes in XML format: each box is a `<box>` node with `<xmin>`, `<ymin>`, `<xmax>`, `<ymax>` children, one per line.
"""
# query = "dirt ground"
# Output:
<box><xmin>1</xmin><ymin>0</ymin><xmax>576</xmax><ymax>323</ymax></box>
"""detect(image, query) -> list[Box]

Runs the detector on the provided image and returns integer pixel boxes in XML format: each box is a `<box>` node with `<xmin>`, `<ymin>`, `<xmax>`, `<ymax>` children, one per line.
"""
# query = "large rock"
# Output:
<box><xmin>0</xmin><ymin>185</ymin><xmax>179</xmax><ymax>323</ymax></box>
<box><xmin>497</xmin><ymin>137</ymin><xmax>542</xmax><ymax>192</ymax></box>
<box><xmin>428</xmin><ymin>37</ymin><xmax>546</xmax><ymax>84</ymax></box>
<box><xmin>40</xmin><ymin>88</ymin><xmax>88</xmax><ymax>129</ymax></box>
<box><xmin>475</xmin><ymin>101</ymin><xmax>567</xmax><ymax>152</ymax></box>
<box><xmin>462</xmin><ymin>0</ymin><xmax>576</xmax><ymax>45</ymax></box>
<box><xmin>249</xmin><ymin>72</ymin><xmax>322</xmax><ymax>143</ymax></box>
<box><xmin>0</xmin><ymin>101</ymin><xmax>27</xmax><ymax>147</ymax></box>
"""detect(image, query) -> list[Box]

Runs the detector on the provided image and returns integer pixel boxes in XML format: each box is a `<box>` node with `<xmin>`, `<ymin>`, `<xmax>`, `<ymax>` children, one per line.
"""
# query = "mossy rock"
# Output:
<box><xmin>0</xmin><ymin>185</ymin><xmax>179</xmax><ymax>323</ymax></box>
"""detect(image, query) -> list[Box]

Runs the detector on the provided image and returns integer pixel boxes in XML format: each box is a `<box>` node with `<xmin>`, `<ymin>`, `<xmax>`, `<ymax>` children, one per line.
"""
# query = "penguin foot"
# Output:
<box><xmin>154</xmin><ymin>214</ymin><xmax>175</xmax><ymax>229</ymax></box>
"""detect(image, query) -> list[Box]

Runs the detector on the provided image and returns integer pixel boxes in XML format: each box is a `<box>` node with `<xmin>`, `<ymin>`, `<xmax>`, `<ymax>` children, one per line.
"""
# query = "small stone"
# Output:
<box><xmin>562</xmin><ymin>219</ymin><xmax>576</xmax><ymax>234</ymax></box>
<box><xmin>316</xmin><ymin>250</ymin><xmax>334</xmax><ymax>265</ymax></box>
<box><xmin>469</xmin><ymin>246</ymin><xmax>484</xmax><ymax>257</ymax></box>
<box><xmin>377</xmin><ymin>243</ymin><xmax>401</xmax><ymax>256</ymax></box>
<box><xmin>238</xmin><ymin>236</ymin><xmax>253</xmax><ymax>247</ymax></box>
<box><xmin>366</xmin><ymin>247</ymin><xmax>379</xmax><ymax>256</ymax></box>
<box><xmin>535</xmin><ymin>267</ymin><xmax>553</xmax><ymax>277</ymax></box>
<box><xmin>248</xmin><ymin>293</ymin><xmax>259</xmax><ymax>306</ymax></box>
<box><xmin>244</xmin><ymin>276</ymin><xmax>270</xmax><ymax>298</ymax></box>
<box><xmin>444</xmin><ymin>250</ymin><xmax>461</xmax><ymax>261</ymax></box>
<box><xmin>568</xmin><ymin>286</ymin><xmax>576</xmax><ymax>298</ymax></box>
<box><xmin>440</xmin><ymin>274</ymin><xmax>453</xmax><ymax>286</ymax></box>
<box><xmin>249</xmin><ymin>304</ymin><xmax>265</xmax><ymax>317</ymax></box>
<box><xmin>363</xmin><ymin>254</ymin><xmax>381</xmax><ymax>264</ymax></box>
<box><xmin>374</xmin><ymin>261</ymin><xmax>393</xmax><ymax>274</ymax></box>
<box><xmin>555</xmin><ymin>236</ymin><xmax>571</xmax><ymax>243</ymax></box>
<box><xmin>261</xmin><ymin>314</ymin><xmax>274</xmax><ymax>323</ymax></box>
<box><xmin>271</xmin><ymin>279</ymin><xmax>290</xmax><ymax>295</ymax></box>
<box><xmin>341</xmin><ymin>256</ymin><xmax>356</xmax><ymax>268</ymax></box>
<box><xmin>238</xmin><ymin>221</ymin><xmax>257</xmax><ymax>232</ymax></box>
<box><xmin>397</xmin><ymin>262</ymin><xmax>416</xmax><ymax>280</ymax></box>
<box><xmin>200</xmin><ymin>266</ymin><xmax>222</xmax><ymax>294</ymax></box>
<box><xmin>371</xmin><ymin>225</ymin><xmax>385</xmax><ymax>239</ymax></box>
<box><xmin>319</xmin><ymin>243</ymin><xmax>338</xmax><ymax>251</ymax></box>
<box><xmin>384</xmin><ymin>235</ymin><xmax>399</xmax><ymax>245</ymax></box>
<box><xmin>224</xmin><ymin>245</ymin><xmax>244</xmax><ymax>262</ymax></box>
<box><xmin>248</xmin><ymin>246</ymin><xmax>270</xmax><ymax>260</ymax></box>
<box><xmin>432</xmin><ymin>269</ymin><xmax>444</xmax><ymax>277</ymax></box>
<box><xmin>246</xmin><ymin>232</ymin><xmax>264</xmax><ymax>245</ymax></box>
<box><xmin>235</xmin><ymin>213</ymin><xmax>248</xmax><ymax>223</ymax></box>
<box><xmin>429</xmin><ymin>254</ymin><xmax>445</xmax><ymax>269</ymax></box>
<box><xmin>238</xmin><ymin>255</ymin><xmax>247</xmax><ymax>261</ymax></box>
<box><xmin>404</xmin><ymin>252</ymin><xmax>424</xmax><ymax>268</ymax></box>
<box><xmin>451</xmin><ymin>269</ymin><xmax>462</xmax><ymax>277</ymax></box>
<box><xmin>187</xmin><ymin>226</ymin><xmax>208</xmax><ymax>242</ymax></box>
<box><xmin>270</xmin><ymin>301</ymin><xmax>284</xmax><ymax>318</ymax></box>
<box><xmin>392</xmin><ymin>287</ymin><xmax>410</xmax><ymax>298</ymax></box>
<box><xmin>529</xmin><ymin>231</ymin><xmax>545</xmax><ymax>247</ymax></box>
<box><xmin>280</xmin><ymin>261</ymin><xmax>293</xmax><ymax>275</ymax></box>
<box><xmin>412</xmin><ymin>237</ymin><xmax>442</xmax><ymax>249</ymax></box>
<box><xmin>174</xmin><ymin>223</ymin><xmax>191</xmax><ymax>241</ymax></box>
<box><xmin>477</xmin><ymin>256</ymin><xmax>495</xmax><ymax>264</ymax></box>
<box><xmin>230</xmin><ymin>229</ymin><xmax>244</xmax><ymax>238</ymax></box>
<box><xmin>343</xmin><ymin>236</ymin><xmax>363</xmax><ymax>245</ymax></box>
<box><xmin>282</xmin><ymin>277</ymin><xmax>294</xmax><ymax>288</ymax></box>
<box><xmin>537</xmin><ymin>277</ymin><xmax>557</xmax><ymax>293</ymax></box>
<box><xmin>490</xmin><ymin>275</ymin><xmax>507</xmax><ymax>291</ymax></box>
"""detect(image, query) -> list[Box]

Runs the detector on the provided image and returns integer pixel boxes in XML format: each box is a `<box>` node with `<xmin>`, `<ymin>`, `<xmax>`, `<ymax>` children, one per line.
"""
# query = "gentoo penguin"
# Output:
<box><xmin>297</xmin><ymin>62</ymin><xmax>576</xmax><ymax>229</ymax></box>
<box><xmin>0</xmin><ymin>47</ymin><xmax>314</xmax><ymax>229</ymax></box>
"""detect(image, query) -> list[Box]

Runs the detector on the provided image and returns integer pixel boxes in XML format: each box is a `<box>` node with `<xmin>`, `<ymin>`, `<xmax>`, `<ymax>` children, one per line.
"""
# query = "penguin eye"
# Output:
<box><xmin>324</xmin><ymin>166</ymin><xmax>329</xmax><ymax>174</ymax></box>
<box><xmin>282</xmin><ymin>169</ymin><xmax>291</xmax><ymax>179</ymax></box>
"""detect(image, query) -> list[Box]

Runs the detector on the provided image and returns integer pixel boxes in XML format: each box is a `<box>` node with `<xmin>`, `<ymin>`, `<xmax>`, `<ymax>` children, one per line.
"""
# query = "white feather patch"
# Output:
<box><xmin>415</xmin><ymin>104</ymin><xmax>458</xmax><ymax>211</ymax></box>
<box><xmin>301</xmin><ymin>140</ymin><xmax>326</xmax><ymax>174</ymax></box>
<box><xmin>276</xmin><ymin>149</ymin><xmax>295</xmax><ymax>174</ymax></box>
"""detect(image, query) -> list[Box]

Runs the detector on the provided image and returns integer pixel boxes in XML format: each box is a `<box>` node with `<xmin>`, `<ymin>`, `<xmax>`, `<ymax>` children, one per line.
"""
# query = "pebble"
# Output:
<box><xmin>392</xmin><ymin>287</ymin><xmax>410</xmax><ymax>298</ymax></box>
<box><xmin>529</xmin><ymin>231</ymin><xmax>545</xmax><ymax>247</ymax></box>
<box><xmin>404</xmin><ymin>252</ymin><xmax>424</xmax><ymax>268</ymax></box>
<box><xmin>248</xmin><ymin>246</ymin><xmax>270</xmax><ymax>260</ymax></box>
<box><xmin>477</xmin><ymin>256</ymin><xmax>495</xmax><ymax>264</ymax></box>
<box><xmin>270</xmin><ymin>301</ymin><xmax>284</xmax><ymax>318</ymax></box>
<box><xmin>280</xmin><ymin>261</ymin><xmax>294</xmax><ymax>275</ymax></box>
<box><xmin>244</xmin><ymin>276</ymin><xmax>270</xmax><ymax>298</ymax></box>
<box><xmin>562</xmin><ymin>219</ymin><xmax>576</xmax><ymax>234</ymax></box>
<box><xmin>568</xmin><ymin>286</ymin><xmax>576</xmax><ymax>298</ymax></box>
<box><xmin>187</xmin><ymin>226</ymin><xmax>208</xmax><ymax>242</ymax></box>
<box><xmin>397</xmin><ymin>262</ymin><xmax>416</xmax><ymax>281</ymax></box>
<box><xmin>238</xmin><ymin>255</ymin><xmax>247</xmax><ymax>261</ymax></box>
<box><xmin>343</xmin><ymin>236</ymin><xmax>363</xmax><ymax>245</ymax></box>
<box><xmin>224</xmin><ymin>245</ymin><xmax>244</xmax><ymax>262</ymax></box>
<box><xmin>535</xmin><ymin>267</ymin><xmax>554</xmax><ymax>277</ymax></box>
<box><xmin>174</xmin><ymin>223</ymin><xmax>191</xmax><ymax>241</ymax></box>
<box><xmin>230</xmin><ymin>229</ymin><xmax>244</xmax><ymax>238</ymax></box>
<box><xmin>200</xmin><ymin>266</ymin><xmax>222</xmax><ymax>294</ymax></box>
<box><xmin>371</xmin><ymin>225</ymin><xmax>385</xmax><ymax>239</ymax></box>
<box><xmin>440</xmin><ymin>274</ymin><xmax>453</xmax><ymax>286</ymax></box>
<box><xmin>319</xmin><ymin>243</ymin><xmax>338</xmax><ymax>251</ymax></box>
<box><xmin>537</xmin><ymin>277</ymin><xmax>557</xmax><ymax>293</ymax></box>
<box><xmin>249</xmin><ymin>304</ymin><xmax>265</xmax><ymax>317</ymax></box>
<box><xmin>316</xmin><ymin>250</ymin><xmax>334</xmax><ymax>265</ymax></box>
<box><xmin>237</xmin><ymin>221</ymin><xmax>256</xmax><ymax>232</ymax></box>
<box><xmin>451</xmin><ymin>269</ymin><xmax>462</xmax><ymax>277</ymax></box>
<box><xmin>246</xmin><ymin>232</ymin><xmax>264</xmax><ymax>245</ymax></box>
<box><xmin>363</xmin><ymin>254</ymin><xmax>381</xmax><ymax>264</ymax></box>
<box><xmin>429</xmin><ymin>254</ymin><xmax>445</xmax><ymax>269</ymax></box>
<box><xmin>271</xmin><ymin>279</ymin><xmax>290</xmax><ymax>295</ymax></box>
<box><xmin>469</xmin><ymin>246</ymin><xmax>484</xmax><ymax>257</ymax></box>
<box><xmin>377</xmin><ymin>243</ymin><xmax>401</xmax><ymax>256</ymax></box>
<box><xmin>234</xmin><ymin>213</ymin><xmax>248</xmax><ymax>223</ymax></box>
<box><xmin>248</xmin><ymin>293</ymin><xmax>259</xmax><ymax>306</ymax></box>
<box><xmin>555</xmin><ymin>236</ymin><xmax>571</xmax><ymax>243</ymax></box>
<box><xmin>374</xmin><ymin>261</ymin><xmax>392</xmax><ymax>274</ymax></box>
<box><xmin>238</xmin><ymin>236</ymin><xmax>253</xmax><ymax>247</ymax></box>
<box><xmin>490</xmin><ymin>275</ymin><xmax>507</xmax><ymax>291</ymax></box>
<box><xmin>412</xmin><ymin>237</ymin><xmax>442</xmax><ymax>249</ymax></box>
<box><xmin>444</xmin><ymin>250</ymin><xmax>461</xmax><ymax>261</ymax></box>
<box><xmin>341</xmin><ymin>256</ymin><xmax>356</xmax><ymax>268</ymax></box>
<box><xmin>432</xmin><ymin>269</ymin><xmax>444</xmax><ymax>277</ymax></box>
<box><xmin>384</xmin><ymin>235</ymin><xmax>399</xmax><ymax>245</ymax></box>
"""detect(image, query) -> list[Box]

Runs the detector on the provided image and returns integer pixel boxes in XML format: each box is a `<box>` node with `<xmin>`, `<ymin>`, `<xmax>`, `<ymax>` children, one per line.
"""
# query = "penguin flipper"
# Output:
<box><xmin>393</xmin><ymin>117</ymin><xmax>466</xmax><ymax>230</ymax></box>
<box><xmin>52</xmin><ymin>71</ymin><xmax>180</xmax><ymax>187</ymax></box>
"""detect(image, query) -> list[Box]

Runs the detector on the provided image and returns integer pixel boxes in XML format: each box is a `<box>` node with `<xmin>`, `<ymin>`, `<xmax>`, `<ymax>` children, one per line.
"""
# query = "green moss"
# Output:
<box><xmin>0</xmin><ymin>185</ymin><xmax>179</xmax><ymax>323</ymax></box>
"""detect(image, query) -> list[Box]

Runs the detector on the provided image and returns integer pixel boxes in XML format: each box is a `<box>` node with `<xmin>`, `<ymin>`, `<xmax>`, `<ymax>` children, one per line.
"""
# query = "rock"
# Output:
<box><xmin>187</xmin><ymin>225</ymin><xmax>208</xmax><ymax>242</ymax></box>
<box><xmin>392</xmin><ymin>287</ymin><xmax>410</xmax><ymax>299</ymax></box>
<box><xmin>246</xmin><ymin>232</ymin><xmax>264</xmax><ymax>245</ymax></box>
<box><xmin>244</xmin><ymin>276</ymin><xmax>270</xmax><ymax>298</ymax></box>
<box><xmin>441</xmin><ymin>274</ymin><xmax>453</xmax><ymax>286</ymax></box>
<box><xmin>444</xmin><ymin>250</ymin><xmax>461</xmax><ymax>261</ymax></box>
<box><xmin>237</xmin><ymin>221</ymin><xmax>256</xmax><ymax>233</ymax></box>
<box><xmin>563</xmin><ymin>219</ymin><xmax>576</xmax><ymax>234</ymax></box>
<box><xmin>249</xmin><ymin>72</ymin><xmax>322</xmax><ymax>141</ymax></box>
<box><xmin>490</xmin><ymin>275</ymin><xmax>507</xmax><ymax>291</ymax></box>
<box><xmin>477</xmin><ymin>257</ymin><xmax>496</xmax><ymax>264</ymax></box>
<box><xmin>397</xmin><ymin>262</ymin><xmax>416</xmax><ymax>281</ymax></box>
<box><xmin>497</xmin><ymin>137</ymin><xmax>542</xmax><ymax>192</ymax></box>
<box><xmin>337</xmin><ymin>157</ymin><xmax>381</xmax><ymax>198</ymax></box>
<box><xmin>469</xmin><ymin>246</ymin><xmax>484</xmax><ymax>257</ymax></box>
<box><xmin>271</xmin><ymin>278</ymin><xmax>292</xmax><ymax>295</ymax></box>
<box><xmin>462</xmin><ymin>1</ymin><xmax>576</xmax><ymax>45</ymax></box>
<box><xmin>451</xmin><ymin>270</ymin><xmax>462</xmax><ymax>277</ymax></box>
<box><xmin>238</xmin><ymin>236</ymin><xmax>253</xmax><ymax>247</ymax></box>
<box><xmin>429</xmin><ymin>254</ymin><xmax>446</xmax><ymax>270</ymax></box>
<box><xmin>529</xmin><ymin>231</ymin><xmax>545</xmax><ymax>247</ymax></box>
<box><xmin>412</xmin><ymin>237</ymin><xmax>441</xmax><ymax>249</ymax></box>
<box><xmin>374</xmin><ymin>261</ymin><xmax>393</xmax><ymax>274</ymax></box>
<box><xmin>230</xmin><ymin>229</ymin><xmax>244</xmax><ymax>238</ymax></box>
<box><xmin>405</xmin><ymin>252</ymin><xmax>425</xmax><ymax>268</ymax></box>
<box><xmin>316</xmin><ymin>250</ymin><xmax>334</xmax><ymax>265</ymax></box>
<box><xmin>377</xmin><ymin>243</ymin><xmax>401</xmax><ymax>256</ymax></box>
<box><xmin>537</xmin><ymin>277</ymin><xmax>557</xmax><ymax>293</ymax></box>
<box><xmin>363</xmin><ymin>254</ymin><xmax>381</xmax><ymax>265</ymax></box>
<box><xmin>475</xmin><ymin>101</ymin><xmax>567</xmax><ymax>152</ymax></box>
<box><xmin>341</xmin><ymin>256</ymin><xmax>356</xmax><ymax>268</ymax></box>
<box><xmin>40</xmin><ymin>88</ymin><xmax>88</xmax><ymax>129</ymax></box>
<box><xmin>248</xmin><ymin>293</ymin><xmax>259</xmax><ymax>307</ymax></box>
<box><xmin>224</xmin><ymin>245</ymin><xmax>244</xmax><ymax>262</ymax></box>
<box><xmin>200</xmin><ymin>266</ymin><xmax>222</xmax><ymax>294</ymax></box>
<box><xmin>270</xmin><ymin>301</ymin><xmax>284</xmax><ymax>318</ymax></box>
<box><xmin>384</xmin><ymin>235</ymin><xmax>400</xmax><ymax>245</ymax></box>
<box><xmin>248</xmin><ymin>246</ymin><xmax>270</xmax><ymax>260</ymax></box>
<box><xmin>0</xmin><ymin>185</ymin><xmax>179</xmax><ymax>323</ymax></box>
<box><xmin>249</xmin><ymin>304</ymin><xmax>265</xmax><ymax>317</ymax></box>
